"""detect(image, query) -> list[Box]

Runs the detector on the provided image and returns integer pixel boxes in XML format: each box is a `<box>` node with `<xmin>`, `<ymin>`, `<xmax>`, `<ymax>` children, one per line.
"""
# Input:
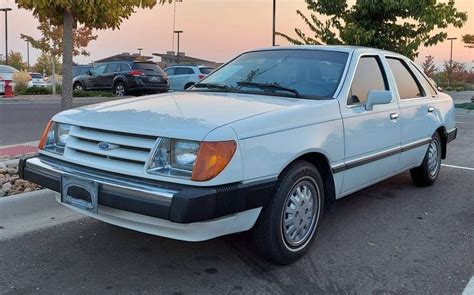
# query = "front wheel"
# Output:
<box><xmin>410</xmin><ymin>133</ymin><xmax>442</xmax><ymax>186</ymax></box>
<box><xmin>114</xmin><ymin>82</ymin><xmax>126</xmax><ymax>97</ymax></box>
<box><xmin>73</xmin><ymin>82</ymin><xmax>83</xmax><ymax>91</ymax></box>
<box><xmin>253</xmin><ymin>160</ymin><xmax>324</xmax><ymax>265</ymax></box>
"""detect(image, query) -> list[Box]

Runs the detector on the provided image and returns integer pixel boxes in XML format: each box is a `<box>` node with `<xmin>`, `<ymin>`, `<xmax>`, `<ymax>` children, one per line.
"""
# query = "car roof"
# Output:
<box><xmin>0</xmin><ymin>65</ymin><xmax>19</xmax><ymax>73</ymax></box>
<box><xmin>246</xmin><ymin>45</ymin><xmax>404</xmax><ymax>58</ymax></box>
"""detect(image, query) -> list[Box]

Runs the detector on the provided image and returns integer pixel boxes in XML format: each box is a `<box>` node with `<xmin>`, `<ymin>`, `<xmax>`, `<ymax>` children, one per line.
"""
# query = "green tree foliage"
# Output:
<box><xmin>278</xmin><ymin>0</ymin><xmax>468</xmax><ymax>59</ymax></box>
<box><xmin>34</xmin><ymin>52</ymin><xmax>62</xmax><ymax>76</ymax></box>
<box><xmin>422</xmin><ymin>55</ymin><xmax>437</xmax><ymax>78</ymax></box>
<box><xmin>462</xmin><ymin>34</ymin><xmax>474</xmax><ymax>48</ymax></box>
<box><xmin>15</xmin><ymin>0</ymin><xmax>170</xmax><ymax>110</ymax></box>
<box><xmin>7</xmin><ymin>51</ymin><xmax>27</xmax><ymax>71</ymax></box>
<box><xmin>21</xmin><ymin>21</ymin><xmax>98</xmax><ymax>58</ymax></box>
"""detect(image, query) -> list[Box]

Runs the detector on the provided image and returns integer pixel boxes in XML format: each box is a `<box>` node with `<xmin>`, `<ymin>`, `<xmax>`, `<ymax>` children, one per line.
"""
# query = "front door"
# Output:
<box><xmin>340</xmin><ymin>54</ymin><xmax>402</xmax><ymax>195</ymax></box>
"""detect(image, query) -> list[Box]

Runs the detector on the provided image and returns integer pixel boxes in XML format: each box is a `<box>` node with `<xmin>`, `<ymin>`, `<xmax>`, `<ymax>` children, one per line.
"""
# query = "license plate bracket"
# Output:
<box><xmin>61</xmin><ymin>174</ymin><xmax>99</xmax><ymax>214</ymax></box>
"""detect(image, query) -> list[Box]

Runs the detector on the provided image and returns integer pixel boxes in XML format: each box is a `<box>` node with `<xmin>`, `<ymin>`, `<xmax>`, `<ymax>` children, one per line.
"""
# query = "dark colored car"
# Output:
<box><xmin>73</xmin><ymin>65</ymin><xmax>94</xmax><ymax>78</ymax></box>
<box><xmin>72</xmin><ymin>61</ymin><xmax>169</xmax><ymax>96</ymax></box>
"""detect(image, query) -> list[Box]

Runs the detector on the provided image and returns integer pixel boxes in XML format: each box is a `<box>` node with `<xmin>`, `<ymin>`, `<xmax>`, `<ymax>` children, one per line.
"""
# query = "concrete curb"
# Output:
<box><xmin>0</xmin><ymin>189</ymin><xmax>83</xmax><ymax>241</ymax></box>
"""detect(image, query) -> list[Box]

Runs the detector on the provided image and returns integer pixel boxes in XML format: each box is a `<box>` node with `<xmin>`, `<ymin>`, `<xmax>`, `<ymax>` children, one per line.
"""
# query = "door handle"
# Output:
<box><xmin>428</xmin><ymin>107</ymin><xmax>435</xmax><ymax>113</ymax></box>
<box><xmin>390</xmin><ymin>113</ymin><xmax>399</xmax><ymax>120</ymax></box>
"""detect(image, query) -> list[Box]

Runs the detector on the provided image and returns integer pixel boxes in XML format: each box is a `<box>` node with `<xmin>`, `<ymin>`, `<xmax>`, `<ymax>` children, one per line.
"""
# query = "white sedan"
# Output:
<box><xmin>0</xmin><ymin>65</ymin><xmax>18</xmax><ymax>93</ymax></box>
<box><xmin>20</xmin><ymin>46</ymin><xmax>456</xmax><ymax>265</ymax></box>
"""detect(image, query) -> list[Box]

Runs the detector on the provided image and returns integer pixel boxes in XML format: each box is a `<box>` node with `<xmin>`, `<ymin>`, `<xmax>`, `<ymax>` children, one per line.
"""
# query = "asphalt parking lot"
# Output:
<box><xmin>0</xmin><ymin>112</ymin><xmax>473</xmax><ymax>294</ymax></box>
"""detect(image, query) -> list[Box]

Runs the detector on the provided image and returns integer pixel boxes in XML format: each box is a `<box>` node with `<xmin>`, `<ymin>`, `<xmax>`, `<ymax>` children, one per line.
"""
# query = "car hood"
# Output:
<box><xmin>54</xmin><ymin>91</ymin><xmax>298</xmax><ymax>140</ymax></box>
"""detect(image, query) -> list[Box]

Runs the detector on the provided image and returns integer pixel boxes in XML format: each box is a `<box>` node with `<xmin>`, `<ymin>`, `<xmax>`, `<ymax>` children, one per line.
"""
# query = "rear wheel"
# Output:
<box><xmin>73</xmin><ymin>82</ymin><xmax>83</xmax><ymax>91</ymax></box>
<box><xmin>410</xmin><ymin>133</ymin><xmax>442</xmax><ymax>186</ymax></box>
<box><xmin>114</xmin><ymin>82</ymin><xmax>126</xmax><ymax>97</ymax></box>
<box><xmin>253</xmin><ymin>160</ymin><xmax>324</xmax><ymax>265</ymax></box>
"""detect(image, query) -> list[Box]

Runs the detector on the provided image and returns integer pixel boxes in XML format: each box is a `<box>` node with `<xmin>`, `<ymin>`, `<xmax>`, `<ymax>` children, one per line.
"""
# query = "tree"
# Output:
<box><xmin>278</xmin><ymin>0</ymin><xmax>467</xmax><ymax>59</ymax></box>
<box><xmin>422</xmin><ymin>55</ymin><xmax>437</xmax><ymax>78</ymax></box>
<box><xmin>443</xmin><ymin>60</ymin><xmax>467</xmax><ymax>88</ymax></box>
<box><xmin>15</xmin><ymin>0</ymin><xmax>170</xmax><ymax>110</ymax></box>
<box><xmin>34</xmin><ymin>52</ymin><xmax>61</xmax><ymax>76</ymax></box>
<box><xmin>462</xmin><ymin>34</ymin><xmax>474</xmax><ymax>48</ymax></box>
<box><xmin>7</xmin><ymin>51</ymin><xmax>27</xmax><ymax>71</ymax></box>
<box><xmin>21</xmin><ymin>21</ymin><xmax>97</xmax><ymax>95</ymax></box>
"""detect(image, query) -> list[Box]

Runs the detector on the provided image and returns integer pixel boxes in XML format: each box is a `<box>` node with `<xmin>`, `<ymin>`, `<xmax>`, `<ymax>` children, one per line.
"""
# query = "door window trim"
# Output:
<box><xmin>384</xmin><ymin>55</ymin><xmax>428</xmax><ymax>101</ymax></box>
<box><xmin>346</xmin><ymin>53</ymin><xmax>391</xmax><ymax>109</ymax></box>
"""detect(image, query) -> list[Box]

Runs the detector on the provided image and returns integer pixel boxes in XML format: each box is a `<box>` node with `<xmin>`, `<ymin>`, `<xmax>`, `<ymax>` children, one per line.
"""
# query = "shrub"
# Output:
<box><xmin>23</xmin><ymin>86</ymin><xmax>51</xmax><ymax>95</ymax></box>
<box><xmin>73</xmin><ymin>90</ymin><xmax>115</xmax><ymax>97</ymax></box>
<box><xmin>12</xmin><ymin>71</ymin><xmax>31</xmax><ymax>94</ymax></box>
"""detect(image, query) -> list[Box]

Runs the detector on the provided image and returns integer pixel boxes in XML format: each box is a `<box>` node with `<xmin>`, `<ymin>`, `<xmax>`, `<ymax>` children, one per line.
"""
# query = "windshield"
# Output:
<box><xmin>193</xmin><ymin>49</ymin><xmax>348</xmax><ymax>99</ymax></box>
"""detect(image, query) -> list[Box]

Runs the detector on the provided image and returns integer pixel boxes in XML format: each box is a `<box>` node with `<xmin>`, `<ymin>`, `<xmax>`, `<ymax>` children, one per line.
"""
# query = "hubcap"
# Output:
<box><xmin>115</xmin><ymin>84</ymin><xmax>125</xmax><ymax>96</ymax></box>
<box><xmin>427</xmin><ymin>138</ymin><xmax>441</xmax><ymax>177</ymax></box>
<box><xmin>282</xmin><ymin>178</ymin><xmax>319</xmax><ymax>248</ymax></box>
<box><xmin>75</xmin><ymin>85</ymin><xmax>82</xmax><ymax>91</ymax></box>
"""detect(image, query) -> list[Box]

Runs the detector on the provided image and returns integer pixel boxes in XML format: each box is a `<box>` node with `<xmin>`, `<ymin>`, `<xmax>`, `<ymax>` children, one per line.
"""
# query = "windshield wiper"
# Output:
<box><xmin>236</xmin><ymin>81</ymin><xmax>301</xmax><ymax>97</ymax></box>
<box><xmin>193</xmin><ymin>83</ymin><xmax>232</xmax><ymax>90</ymax></box>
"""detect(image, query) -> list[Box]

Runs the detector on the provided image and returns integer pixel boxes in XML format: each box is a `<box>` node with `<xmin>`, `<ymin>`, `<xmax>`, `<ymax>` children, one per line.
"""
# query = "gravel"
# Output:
<box><xmin>0</xmin><ymin>154</ymin><xmax>42</xmax><ymax>197</ymax></box>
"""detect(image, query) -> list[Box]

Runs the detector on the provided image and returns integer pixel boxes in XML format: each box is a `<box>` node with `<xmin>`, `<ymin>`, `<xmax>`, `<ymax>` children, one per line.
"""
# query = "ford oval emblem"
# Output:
<box><xmin>98</xmin><ymin>142</ymin><xmax>119</xmax><ymax>151</ymax></box>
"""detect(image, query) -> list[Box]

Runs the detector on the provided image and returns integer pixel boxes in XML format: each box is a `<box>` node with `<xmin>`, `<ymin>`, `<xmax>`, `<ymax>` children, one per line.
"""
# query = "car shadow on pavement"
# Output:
<box><xmin>1</xmin><ymin>170</ymin><xmax>472</xmax><ymax>294</ymax></box>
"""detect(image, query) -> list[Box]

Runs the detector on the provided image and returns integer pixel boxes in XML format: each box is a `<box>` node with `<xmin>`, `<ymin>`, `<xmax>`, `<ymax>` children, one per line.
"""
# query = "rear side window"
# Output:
<box><xmin>174</xmin><ymin>67</ymin><xmax>195</xmax><ymax>75</ymax></box>
<box><xmin>199</xmin><ymin>67</ymin><xmax>213</xmax><ymax>74</ymax></box>
<box><xmin>120</xmin><ymin>63</ymin><xmax>131</xmax><ymax>72</ymax></box>
<box><xmin>387</xmin><ymin>58</ymin><xmax>425</xmax><ymax>99</ymax></box>
<box><xmin>134</xmin><ymin>62</ymin><xmax>163</xmax><ymax>73</ymax></box>
<box><xmin>411</xmin><ymin>63</ymin><xmax>437</xmax><ymax>97</ymax></box>
<box><xmin>348</xmin><ymin>56</ymin><xmax>388</xmax><ymax>105</ymax></box>
<box><xmin>105</xmin><ymin>63</ymin><xmax>120</xmax><ymax>73</ymax></box>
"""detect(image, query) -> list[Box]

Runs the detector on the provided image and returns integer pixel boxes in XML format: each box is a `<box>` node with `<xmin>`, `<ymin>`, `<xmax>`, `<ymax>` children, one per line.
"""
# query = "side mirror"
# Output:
<box><xmin>86</xmin><ymin>71</ymin><xmax>93</xmax><ymax>76</ymax></box>
<box><xmin>365</xmin><ymin>90</ymin><xmax>393</xmax><ymax>111</ymax></box>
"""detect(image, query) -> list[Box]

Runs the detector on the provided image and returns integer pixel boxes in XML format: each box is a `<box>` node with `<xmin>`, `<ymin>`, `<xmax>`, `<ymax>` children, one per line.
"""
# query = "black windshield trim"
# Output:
<box><xmin>188</xmin><ymin>89</ymin><xmax>331</xmax><ymax>100</ymax></box>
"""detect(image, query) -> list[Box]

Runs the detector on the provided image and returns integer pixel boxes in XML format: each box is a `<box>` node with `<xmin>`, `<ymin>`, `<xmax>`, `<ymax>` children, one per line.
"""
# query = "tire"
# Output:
<box><xmin>114</xmin><ymin>81</ymin><xmax>126</xmax><ymax>97</ymax></box>
<box><xmin>410</xmin><ymin>133</ymin><xmax>442</xmax><ymax>187</ymax></box>
<box><xmin>253</xmin><ymin>160</ymin><xmax>324</xmax><ymax>265</ymax></box>
<box><xmin>73</xmin><ymin>82</ymin><xmax>83</xmax><ymax>91</ymax></box>
<box><xmin>184</xmin><ymin>82</ymin><xmax>195</xmax><ymax>90</ymax></box>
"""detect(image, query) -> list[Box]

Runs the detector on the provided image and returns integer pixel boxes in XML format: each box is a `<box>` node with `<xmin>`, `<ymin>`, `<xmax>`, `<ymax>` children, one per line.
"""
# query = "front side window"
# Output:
<box><xmin>194</xmin><ymin>49</ymin><xmax>349</xmax><ymax>99</ymax></box>
<box><xmin>411</xmin><ymin>62</ymin><xmax>437</xmax><ymax>97</ymax></box>
<box><xmin>387</xmin><ymin>58</ymin><xmax>425</xmax><ymax>99</ymax></box>
<box><xmin>91</xmin><ymin>64</ymin><xmax>106</xmax><ymax>75</ymax></box>
<box><xmin>348</xmin><ymin>56</ymin><xmax>388</xmax><ymax>105</ymax></box>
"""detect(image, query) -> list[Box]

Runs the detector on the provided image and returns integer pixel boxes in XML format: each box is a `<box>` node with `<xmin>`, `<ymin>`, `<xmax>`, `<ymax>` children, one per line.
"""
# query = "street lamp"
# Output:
<box><xmin>26</xmin><ymin>41</ymin><xmax>30</xmax><ymax>69</ymax></box>
<box><xmin>272</xmin><ymin>0</ymin><xmax>276</xmax><ymax>46</ymax></box>
<box><xmin>174</xmin><ymin>30</ymin><xmax>183</xmax><ymax>64</ymax></box>
<box><xmin>447</xmin><ymin>37</ymin><xmax>457</xmax><ymax>88</ymax></box>
<box><xmin>172</xmin><ymin>0</ymin><xmax>183</xmax><ymax>52</ymax></box>
<box><xmin>0</xmin><ymin>8</ymin><xmax>12</xmax><ymax>65</ymax></box>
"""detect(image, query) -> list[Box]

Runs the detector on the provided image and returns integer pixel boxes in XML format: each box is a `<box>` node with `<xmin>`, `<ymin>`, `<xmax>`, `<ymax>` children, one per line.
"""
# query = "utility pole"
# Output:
<box><xmin>447</xmin><ymin>37</ymin><xmax>457</xmax><ymax>89</ymax></box>
<box><xmin>174</xmin><ymin>30</ymin><xmax>183</xmax><ymax>65</ymax></box>
<box><xmin>172</xmin><ymin>0</ymin><xmax>183</xmax><ymax>52</ymax></box>
<box><xmin>26</xmin><ymin>41</ymin><xmax>30</xmax><ymax>70</ymax></box>
<box><xmin>272</xmin><ymin>0</ymin><xmax>276</xmax><ymax>46</ymax></box>
<box><xmin>0</xmin><ymin>8</ymin><xmax>12</xmax><ymax>65</ymax></box>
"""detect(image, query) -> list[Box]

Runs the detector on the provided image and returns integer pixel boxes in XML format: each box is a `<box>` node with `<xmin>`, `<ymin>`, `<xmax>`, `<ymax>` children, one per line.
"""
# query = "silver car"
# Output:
<box><xmin>164</xmin><ymin>65</ymin><xmax>213</xmax><ymax>91</ymax></box>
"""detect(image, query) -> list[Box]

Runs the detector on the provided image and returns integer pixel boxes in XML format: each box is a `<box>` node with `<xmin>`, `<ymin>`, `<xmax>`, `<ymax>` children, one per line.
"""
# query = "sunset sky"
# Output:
<box><xmin>1</xmin><ymin>0</ymin><xmax>473</xmax><ymax>68</ymax></box>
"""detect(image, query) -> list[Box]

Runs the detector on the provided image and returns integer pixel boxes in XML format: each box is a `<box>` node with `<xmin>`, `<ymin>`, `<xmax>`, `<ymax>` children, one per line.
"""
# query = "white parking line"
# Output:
<box><xmin>442</xmin><ymin>164</ymin><xmax>474</xmax><ymax>171</ymax></box>
<box><xmin>457</xmin><ymin>122</ymin><xmax>473</xmax><ymax>125</ymax></box>
<box><xmin>463</xmin><ymin>276</ymin><xmax>474</xmax><ymax>295</ymax></box>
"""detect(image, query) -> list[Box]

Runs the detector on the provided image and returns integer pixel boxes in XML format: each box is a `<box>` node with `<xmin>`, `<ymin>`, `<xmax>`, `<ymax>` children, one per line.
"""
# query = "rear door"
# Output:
<box><xmin>85</xmin><ymin>64</ymin><xmax>106</xmax><ymax>89</ymax></box>
<box><xmin>172</xmin><ymin>67</ymin><xmax>195</xmax><ymax>90</ymax></box>
<box><xmin>340</xmin><ymin>54</ymin><xmax>402</xmax><ymax>195</ymax></box>
<box><xmin>385</xmin><ymin>56</ymin><xmax>436</xmax><ymax>171</ymax></box>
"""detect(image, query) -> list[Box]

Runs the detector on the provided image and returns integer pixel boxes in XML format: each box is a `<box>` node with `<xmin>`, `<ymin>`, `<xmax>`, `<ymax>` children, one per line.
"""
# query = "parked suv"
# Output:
<box><xmin>73</xmin><ymin>65</ymin><xmax>93</xmax><ymax>78</ymax></box>
<box><xmin>164</xmin><ymin>65</ymin><xmax>213</xmax><ymax>91</ymax></box>
<box><xmin>73</xmin><ymin>61</ymin><xmax>169</xmax><ymax>96</ymax></box>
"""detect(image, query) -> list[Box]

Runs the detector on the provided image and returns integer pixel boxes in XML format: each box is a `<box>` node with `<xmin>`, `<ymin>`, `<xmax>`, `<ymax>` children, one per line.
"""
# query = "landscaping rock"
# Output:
<box><xmin>2</xmin><ymin>182</ymin><xmax>12</xmax><ymax>193</ymax></box>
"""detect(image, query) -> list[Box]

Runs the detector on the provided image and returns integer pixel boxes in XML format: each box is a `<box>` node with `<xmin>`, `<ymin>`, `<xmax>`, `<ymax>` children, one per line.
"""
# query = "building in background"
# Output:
<box><xmin>152</xmin><ymin>51</ymin><xmax>222</xmax><ymax>68</ymax></box>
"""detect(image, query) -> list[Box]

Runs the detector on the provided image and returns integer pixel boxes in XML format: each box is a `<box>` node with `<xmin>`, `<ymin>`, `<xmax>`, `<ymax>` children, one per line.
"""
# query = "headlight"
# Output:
<box><xmin>147</xmin><ymin>138</ymin><xmax>200</xmax><ymax>177</ymax></box>
<box><xmin>39</xmin><ymin>121</ymin><xmax>72</xmax><ymax>154</ymax></box>
<box><xmin>147</xmin><ymin>138</ymin><xmax>237</xmax><ymax>181</ymax></box>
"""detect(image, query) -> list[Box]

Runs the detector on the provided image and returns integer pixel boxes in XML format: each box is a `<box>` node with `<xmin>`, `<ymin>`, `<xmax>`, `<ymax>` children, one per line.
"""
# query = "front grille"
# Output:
<box><xmin>64</xmin><ymin>126</ymin><xmax>158</xmax><ymax>175</ymax></box>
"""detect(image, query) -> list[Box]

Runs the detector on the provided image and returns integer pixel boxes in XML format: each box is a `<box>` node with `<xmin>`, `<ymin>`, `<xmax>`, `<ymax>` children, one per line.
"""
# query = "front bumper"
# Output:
<box><xmin>19</xmin><ymin>155</ymin><xmax>275</xmax><ymax>239</ymax></box>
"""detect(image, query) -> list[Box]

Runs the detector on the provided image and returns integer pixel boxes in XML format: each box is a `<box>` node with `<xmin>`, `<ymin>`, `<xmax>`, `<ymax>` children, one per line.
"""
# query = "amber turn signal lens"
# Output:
<box><xmin>191</xmin><ymin>141</ymin><xmax>237</xmax><ymax>181</ymax></box>
<box><xmin>38</xmin><ymin>120</ymin><xmax>53</xmax><ymax>149</ymax></box>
